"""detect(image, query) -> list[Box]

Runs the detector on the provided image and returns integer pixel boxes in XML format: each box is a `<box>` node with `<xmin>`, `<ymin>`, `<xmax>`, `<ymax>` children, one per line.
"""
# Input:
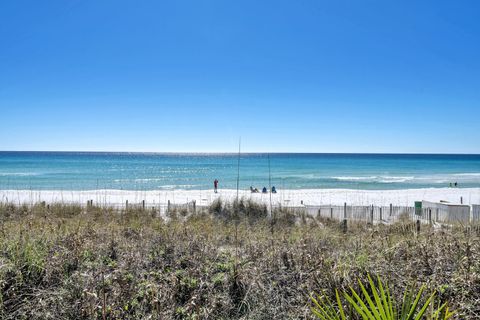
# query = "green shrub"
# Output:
<box><xmin>311</xmin><ymin>275</ymin><xmax>454</xmax><ymax>320</ymax></box>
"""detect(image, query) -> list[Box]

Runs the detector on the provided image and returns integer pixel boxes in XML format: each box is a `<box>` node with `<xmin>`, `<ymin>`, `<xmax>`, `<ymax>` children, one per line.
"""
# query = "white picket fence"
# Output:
<box><xmin>473</xmin><ymin>205</ymin><xmax>480</xmax><ymax>222</ymax></box>
<box><xmin>4</xmin><ymin>198</ymin><xmax>480</xmax><ymax>225</ymax></box>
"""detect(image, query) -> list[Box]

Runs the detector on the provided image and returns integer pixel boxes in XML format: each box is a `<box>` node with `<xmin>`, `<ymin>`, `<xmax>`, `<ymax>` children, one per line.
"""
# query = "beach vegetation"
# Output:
<box><xmin>311</xmin><ymin>275</ymin><xmax>454</xmax><ymax>319</ymax></box>
<box><xmin>0</xmin><ymin>201</ymin><xmax>477</xmax><ymax>319</ymax></box>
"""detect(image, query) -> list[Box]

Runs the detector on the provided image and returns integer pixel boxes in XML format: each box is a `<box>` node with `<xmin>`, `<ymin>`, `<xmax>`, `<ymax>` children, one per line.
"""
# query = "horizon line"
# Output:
<box><xmin>1</xmin><ymin>150</ymin><xmax>480</xmax><ymax>156</ymax></box>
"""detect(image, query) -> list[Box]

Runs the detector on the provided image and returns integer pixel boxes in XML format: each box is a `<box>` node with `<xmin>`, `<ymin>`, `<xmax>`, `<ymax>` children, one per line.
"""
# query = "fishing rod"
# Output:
<box><xmin>268</xmin><ymin>154</ymin><xmax>272</xmax><ymax>215</ymax></box>
<box><xmin>236</xmin><ymin>138</ymin><xmax>241</xmax><ymax>202</ymax></box>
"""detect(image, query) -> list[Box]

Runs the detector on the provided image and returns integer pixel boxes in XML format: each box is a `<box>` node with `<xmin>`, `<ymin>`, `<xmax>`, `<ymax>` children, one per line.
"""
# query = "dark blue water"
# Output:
<box><xmin>0</xmin><ymin>152</ymin><xmax>479</xmax><ymax>190</ymax></box>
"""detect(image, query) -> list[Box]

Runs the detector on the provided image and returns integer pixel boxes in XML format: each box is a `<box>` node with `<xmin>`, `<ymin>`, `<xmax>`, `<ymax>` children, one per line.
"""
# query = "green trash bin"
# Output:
<box><xmin>415</xmin><ymin>201</ymin><xmax>422</xmax><ymax>216</ymax></box>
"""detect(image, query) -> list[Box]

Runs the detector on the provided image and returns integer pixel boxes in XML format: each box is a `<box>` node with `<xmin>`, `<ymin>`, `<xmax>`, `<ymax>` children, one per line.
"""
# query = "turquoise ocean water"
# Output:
<box><xmin>0</xmin><ymin>152</ymin><xmax>479</xmax><ymax>191</ymax></box>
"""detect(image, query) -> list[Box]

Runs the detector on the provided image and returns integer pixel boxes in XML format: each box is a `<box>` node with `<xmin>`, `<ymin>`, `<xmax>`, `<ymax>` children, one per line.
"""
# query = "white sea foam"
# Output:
<box><xmin>158</xmin><ymin>185</ymin><xmax>197</xmax><ymax>190</ymax></box>
<box><xmin>332</xmin><ymin>176</ymin><xmax>415</xmax><ymax>183</ymax></box>
<box><xmin>0</xmin><ymin>172</ymin><xmax>41</xmax><ymax>177</ymax></box>
<box><xmin>332</xmin><ymin>176</ymin><xmax>378</xmax><ymax>181</ymax></box>
<box><xmin>134</xmin><ymin>178</ymin><xmax>166</xmax><ymax>182</ymax></box>
<box><xmin>378</xmin><ymin>176</ymin><xmax>415</xmax><ymax>183</ymax></box>
<box><xmin>332</xmin><ymin>173</ymin><xmax>480</xmax><ymax>184</ymax></box>
<box><xmin>454</xmin><ymin>173</ymin><xmax>480</xmax><ymax>177</ymax></box>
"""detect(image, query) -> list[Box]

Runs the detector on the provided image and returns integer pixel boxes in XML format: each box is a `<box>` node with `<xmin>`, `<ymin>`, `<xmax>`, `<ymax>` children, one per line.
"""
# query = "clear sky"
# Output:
<box><xmin>1</xmin><ymin>0</ymin><xmax>479</xmax><ymax>153</ymax></box>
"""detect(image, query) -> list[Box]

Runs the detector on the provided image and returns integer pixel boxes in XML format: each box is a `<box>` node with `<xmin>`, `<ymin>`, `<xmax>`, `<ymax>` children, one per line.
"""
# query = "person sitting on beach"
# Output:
<box><xmin>262</xmin><ymin>187</ymin><xmax>267</xmax><ymax>193</ymax></box>
<box><xmin>271</xmin><ymin>186</ymin><xmax>277</xmax><ymax>193</ymax></box>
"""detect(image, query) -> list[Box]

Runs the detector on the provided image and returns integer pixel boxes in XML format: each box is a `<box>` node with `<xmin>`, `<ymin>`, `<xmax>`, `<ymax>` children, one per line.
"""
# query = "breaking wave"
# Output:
<box><xmin>332</xmin><ymin>176</ymin><xmax>415</xmax><ymax>183</ymax></box>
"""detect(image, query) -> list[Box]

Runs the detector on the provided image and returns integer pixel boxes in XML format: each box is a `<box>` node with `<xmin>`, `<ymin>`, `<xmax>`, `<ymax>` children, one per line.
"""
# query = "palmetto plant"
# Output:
<box><xmin>311</xmin><ymin>275</ymin><xmax>454</xmax><ymax>320</ymax></box>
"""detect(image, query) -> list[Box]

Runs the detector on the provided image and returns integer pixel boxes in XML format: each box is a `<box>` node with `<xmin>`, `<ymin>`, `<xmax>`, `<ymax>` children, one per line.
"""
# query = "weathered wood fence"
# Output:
<box><xmin>5</xmin><ymin>199</ymin><xmax>480</xmax><ymax>225</ymax></box>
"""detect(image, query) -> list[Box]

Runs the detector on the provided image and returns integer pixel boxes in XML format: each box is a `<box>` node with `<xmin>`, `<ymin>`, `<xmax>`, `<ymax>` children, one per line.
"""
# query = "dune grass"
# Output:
<box><xmin>0</xmin><ymin>201</ymin><xmax>478</xmax><ymax>319</ymax></box>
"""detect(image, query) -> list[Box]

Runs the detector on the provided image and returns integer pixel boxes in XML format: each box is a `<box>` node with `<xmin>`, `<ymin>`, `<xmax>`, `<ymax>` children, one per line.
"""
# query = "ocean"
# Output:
<box><xmin>0</xmin><ymin>152</ymin><xmax>479</xmax><ymax>191</ymax></box>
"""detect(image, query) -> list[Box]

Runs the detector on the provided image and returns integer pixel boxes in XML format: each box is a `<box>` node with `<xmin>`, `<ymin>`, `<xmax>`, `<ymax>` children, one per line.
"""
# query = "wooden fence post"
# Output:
<box><xmin>390</xmin><ymin>203</ymin><xmax>393</xmax><ymax>216</ymax></box>
<box><xmin>193</xmin><ymin>200</ymin><xmax>196</xmax><ymax>214</ymax></box>
<box><xmin>342</xmin><ymin>218</ymin><xmax>348</xmax><ymax>233</ymax></box>
<box><xmin>380</xmin><ymin>207</ymin><xmax>383</xmax><ymax>221</ymax></box>
<box><xmin>416</xmin><ymin>219</ymin><xmax>421</xmax><ymax>233</ymax></box>
<box><xmin>167</xmin><ymin>200</ymin><xmax>171</xmax><ymax>214</ymax></box>
<box><xmin>428</xmin><ymin>208</ymin><xmax>432</xmax><ymax>225</ymax></box>
<box><xmin>126</xmin><ymin>200</ymin><xmax>129</xmax><ymax>211</ymax></box>
<box><xmin>142</xmin><ymin>200</ymin><xmax>145</xmax><ymax>211</ymax></box>
<box><xmin>330</xmin><ymin>207</ymin><xmax>333</xmax><ymax>220</ymax></box>
<box><xmin>370</xmin><ymin>205</ymin><xmax>374</xmax><ymax>224</ymax></box>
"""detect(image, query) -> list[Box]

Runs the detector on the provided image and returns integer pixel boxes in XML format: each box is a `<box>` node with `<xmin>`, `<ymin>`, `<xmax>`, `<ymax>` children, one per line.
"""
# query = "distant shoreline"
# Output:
<box><xmin>2</xmin><ymin>151</ymin><xmax>480</xmax><ymax>155</ymax></box>
<box><xmin>2</xmin><ymin>187</ymin><xmax>479</xmax><ymax>207</ymax></box>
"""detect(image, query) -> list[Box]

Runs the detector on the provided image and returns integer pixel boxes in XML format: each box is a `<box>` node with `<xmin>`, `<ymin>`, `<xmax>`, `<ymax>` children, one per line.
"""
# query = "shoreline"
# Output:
<box><xmin>1</xmin><ymin>187</ymin><xmax>479</xmax><ymax>207</ymax></box>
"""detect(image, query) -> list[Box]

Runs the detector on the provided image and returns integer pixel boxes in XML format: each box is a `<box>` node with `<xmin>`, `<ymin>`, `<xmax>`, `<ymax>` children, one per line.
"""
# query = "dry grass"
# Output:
<box><xmin>0</xmin><ymin>202</ymin><xmax>479</xmax><ymax>319</ymax></box>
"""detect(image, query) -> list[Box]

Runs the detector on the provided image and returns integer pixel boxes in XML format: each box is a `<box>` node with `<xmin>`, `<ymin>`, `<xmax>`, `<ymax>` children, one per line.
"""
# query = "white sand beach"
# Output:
<box><xmin>1</xmin><ymin>187</ymin><xmax>479</xmax><ymax>207</ymax></box>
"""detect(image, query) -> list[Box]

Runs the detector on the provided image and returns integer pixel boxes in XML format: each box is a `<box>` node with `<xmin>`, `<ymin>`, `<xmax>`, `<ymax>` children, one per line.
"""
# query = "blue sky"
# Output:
<box><xmin>1</xmin><ymin>0</ymin><xmax>479</xmax><ymax>153</ymax></box>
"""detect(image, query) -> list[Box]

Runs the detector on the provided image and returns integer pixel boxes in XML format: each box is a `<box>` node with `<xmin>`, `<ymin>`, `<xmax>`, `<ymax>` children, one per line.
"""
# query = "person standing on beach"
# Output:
<box><xmin>214</xmin><ymin>179</ymin><xmax>218</xmax><ymax>193</ymax></box>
